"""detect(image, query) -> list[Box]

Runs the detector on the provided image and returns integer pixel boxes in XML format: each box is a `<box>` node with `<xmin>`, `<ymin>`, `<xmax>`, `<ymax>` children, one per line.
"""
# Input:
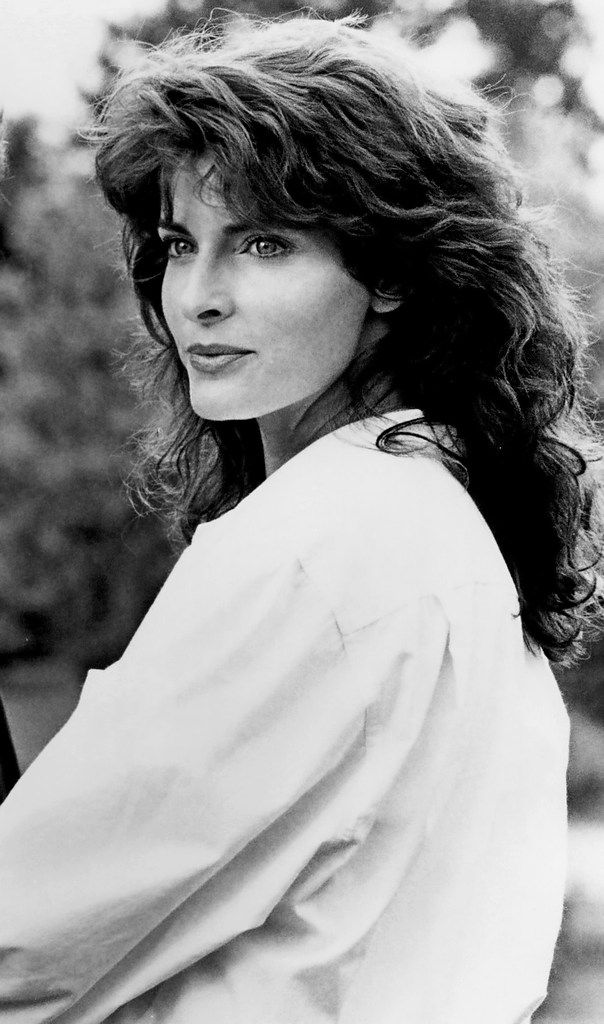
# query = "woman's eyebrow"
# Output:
<box><xmin>157</xmin><ymin>217</ymin><xmax>284</xmax><ymax>235</ymax></box>
<box><xmin>157</xmin><ymin>218</ymin><xmax>190</xmax><ymax>233</ymax></box>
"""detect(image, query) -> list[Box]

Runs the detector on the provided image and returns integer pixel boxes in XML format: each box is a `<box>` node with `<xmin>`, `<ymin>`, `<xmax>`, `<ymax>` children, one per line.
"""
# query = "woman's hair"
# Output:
<box><xmin>91</xmin><ymin>13</ymin><xmax>603</xmax><ymax>665</ymax></box>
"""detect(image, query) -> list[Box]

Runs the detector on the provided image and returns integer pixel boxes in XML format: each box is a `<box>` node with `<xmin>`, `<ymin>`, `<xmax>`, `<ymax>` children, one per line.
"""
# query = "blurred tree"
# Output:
<box><xmin>396</xmin><ymin>0</ymin><xmax>598</xmax><ymax>124</ymax></box>
<box><xmin>0</xmin><ymin>139</ymin><xmax>174</xmax><ymax>677</ymax></box>
<box><xmin>0</xmin><ymin>118</ymin><xmax>44</xmax><ymax>262</ymax></box>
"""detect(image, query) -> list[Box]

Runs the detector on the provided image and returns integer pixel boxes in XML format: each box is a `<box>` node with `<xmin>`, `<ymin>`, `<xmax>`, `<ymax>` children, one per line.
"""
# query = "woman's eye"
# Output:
<box><xmin>161</xmin><ymin>237</ymin><xmax>194</xmax><ymax>259</ymax></box>
<box><xmin>245</xmin><ymin>236</ymin><xmax>288</xmax><ymax>259</ymax></box>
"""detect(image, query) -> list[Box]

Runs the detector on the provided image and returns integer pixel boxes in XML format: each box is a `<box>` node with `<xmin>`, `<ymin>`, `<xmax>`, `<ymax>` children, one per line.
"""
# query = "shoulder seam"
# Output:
<box><xmin>295</xmin><ymin>564</ymin><xmax>519</xmax><ymax>640</ymax></box>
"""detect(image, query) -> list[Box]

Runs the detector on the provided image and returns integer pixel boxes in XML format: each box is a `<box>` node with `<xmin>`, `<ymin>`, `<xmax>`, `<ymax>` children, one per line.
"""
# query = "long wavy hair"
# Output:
<box><xmin>91</xmin><ymin>14</ymin><xmax>603</xmax><ymax>664</ymax></box>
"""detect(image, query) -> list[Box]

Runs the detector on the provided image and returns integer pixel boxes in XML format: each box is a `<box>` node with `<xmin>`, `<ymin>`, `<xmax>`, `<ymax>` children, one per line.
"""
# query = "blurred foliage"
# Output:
<box><xmin>0</xmin><ymin>118</ymin><xmax>43</xmax><ymax>262</ymax></box>
<box><xmin>1</xmin><ymin>0</ymin><xmax>604</xmax><ymax>747</ymax></box>
<box><xmin>87</xmin><ymin>0</ymin><xmax>599</xmax><ymax>128</ymax></box>
<box><xmin>0</xmin><ymin>127</ymin><xmax>174</xmax><ymax>671</ymax></box>
<box><xmin>398</xmin><ymin>0</ymin><xmax>599</xmax><ymax>123</ymax></box>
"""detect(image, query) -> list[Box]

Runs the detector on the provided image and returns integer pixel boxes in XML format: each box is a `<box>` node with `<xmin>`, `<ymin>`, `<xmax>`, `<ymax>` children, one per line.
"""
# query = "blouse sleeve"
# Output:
<box><xmin>0</xmin><ymin>528</ymin><xmax>400</xmax><ymax>1024</ymax></box>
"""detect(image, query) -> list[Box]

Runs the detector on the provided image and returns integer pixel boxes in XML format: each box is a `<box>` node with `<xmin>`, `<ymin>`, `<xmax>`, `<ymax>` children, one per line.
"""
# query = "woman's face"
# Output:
<box><xmin>160</xmin><ymin>160</ymin><xmax>395</xmax><ymax>422</ymax></box>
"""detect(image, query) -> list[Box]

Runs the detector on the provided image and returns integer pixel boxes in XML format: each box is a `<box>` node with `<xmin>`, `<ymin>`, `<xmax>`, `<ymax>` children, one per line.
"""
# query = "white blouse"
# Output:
<box><xmin>0</xmin><ymin>410</ymin><xmax>569</xmax><ymax>1024</ymax></box>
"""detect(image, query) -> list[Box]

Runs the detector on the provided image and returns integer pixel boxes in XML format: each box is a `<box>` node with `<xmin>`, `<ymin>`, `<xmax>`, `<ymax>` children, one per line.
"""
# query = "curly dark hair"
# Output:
<box><xmin>91</xmin><ymin>14</ymin><xmax>603</xmax><ymax>665</ymax></box>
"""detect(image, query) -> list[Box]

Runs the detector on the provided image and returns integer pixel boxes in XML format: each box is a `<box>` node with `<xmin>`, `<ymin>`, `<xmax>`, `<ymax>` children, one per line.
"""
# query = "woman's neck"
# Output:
<box><xmin>257</xmin><ymin>380</ymin><xmax>406</xmax><ymax>477</ymax></box>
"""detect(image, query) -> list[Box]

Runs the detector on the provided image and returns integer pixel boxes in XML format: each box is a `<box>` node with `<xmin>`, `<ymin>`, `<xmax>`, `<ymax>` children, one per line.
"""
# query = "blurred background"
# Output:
<box><xmin>0</xmin><ymin>1</ymin><xmax>603</xmax><ymax>1019</ymax></box>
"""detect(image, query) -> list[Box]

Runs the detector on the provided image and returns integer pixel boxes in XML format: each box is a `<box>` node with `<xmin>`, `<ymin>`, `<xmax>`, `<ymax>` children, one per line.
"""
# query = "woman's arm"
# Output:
<box><xmin>0</xmin><ymin>535</ymin><xmax>377</xmax><ymax>1023</ymax></box>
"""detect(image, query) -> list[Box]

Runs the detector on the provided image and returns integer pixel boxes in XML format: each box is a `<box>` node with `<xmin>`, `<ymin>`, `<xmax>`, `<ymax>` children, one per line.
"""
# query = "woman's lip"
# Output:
<box><xmin>187</xmin><ymin>344</ymin><xmax>251</xmax><ymax>356</ymax></box>
<box><xmin>187</xmin><ymin>350</ymin><xmax>250</xmax><ymax>373</ymax></box>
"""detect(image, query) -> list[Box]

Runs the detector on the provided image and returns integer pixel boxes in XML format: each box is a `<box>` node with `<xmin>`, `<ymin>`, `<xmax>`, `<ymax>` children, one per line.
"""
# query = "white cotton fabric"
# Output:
<box><xmin>0</xmin><ymin>409</ymin><xmax>569</xmax><ymax>1024</ymax></box>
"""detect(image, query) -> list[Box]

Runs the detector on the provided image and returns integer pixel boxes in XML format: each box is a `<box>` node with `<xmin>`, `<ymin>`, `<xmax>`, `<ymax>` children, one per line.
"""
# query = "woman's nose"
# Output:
<box><xmin>195</xmin><ymin>307</ymin><xmax>227</xmax><ymax>324</ymax></box>
<box><xmin>180</xmin><ymin>261</ymin><xmax>235</xmax><ymax>324</ymax></box>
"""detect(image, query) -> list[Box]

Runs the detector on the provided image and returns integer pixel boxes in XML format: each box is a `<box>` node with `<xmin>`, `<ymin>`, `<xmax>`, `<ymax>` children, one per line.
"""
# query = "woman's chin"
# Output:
<box><xmin>187</xmin><ymin>379</ymin><xmax>245</xmax><ymax>421</ymax></box>
<box><xmin>188</xmin><ymin>390</ymin><xmax>264</xmax><ymax>422</ymax></box>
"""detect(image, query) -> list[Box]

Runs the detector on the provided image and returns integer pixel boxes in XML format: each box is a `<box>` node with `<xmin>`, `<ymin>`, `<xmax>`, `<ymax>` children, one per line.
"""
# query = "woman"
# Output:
<box><xmin>0</xmin><ymin>14</ymin><xmax>601</xmax><ymax>1024</ymax></box>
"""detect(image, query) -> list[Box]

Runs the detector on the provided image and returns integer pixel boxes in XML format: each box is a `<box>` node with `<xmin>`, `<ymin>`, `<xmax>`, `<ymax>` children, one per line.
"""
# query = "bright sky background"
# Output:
<box><xmin>0</xmin><ymin>0</ymin><xmax>165</xmax><ymax>137</ymax></box>
<box><xmin>0</xmin><ymin>0</ymin><xmax>603</xmax><ymax>142</ymax></box>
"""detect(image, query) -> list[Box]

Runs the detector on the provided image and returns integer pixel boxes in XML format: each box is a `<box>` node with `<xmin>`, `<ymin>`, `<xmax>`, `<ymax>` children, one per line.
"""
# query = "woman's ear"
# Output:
<box><xmin>370</xmin><ymin>289</ymin><xmax>402</xmax><ymax>314</ymax></box>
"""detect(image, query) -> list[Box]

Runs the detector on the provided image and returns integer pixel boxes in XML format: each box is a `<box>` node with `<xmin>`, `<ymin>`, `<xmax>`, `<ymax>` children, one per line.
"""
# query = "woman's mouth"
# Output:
<box><xmin>186</xmin><ymin>344</ymin><xmax>252</xmax><ymax>373</ymax></box>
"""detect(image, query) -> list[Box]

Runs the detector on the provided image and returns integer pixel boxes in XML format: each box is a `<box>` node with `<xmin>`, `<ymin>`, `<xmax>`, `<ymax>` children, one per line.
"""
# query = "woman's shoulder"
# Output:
<box><xmin>196</xmin><ymin>416</ymin><xmax>519</xmax><ymax>632</ymax></box>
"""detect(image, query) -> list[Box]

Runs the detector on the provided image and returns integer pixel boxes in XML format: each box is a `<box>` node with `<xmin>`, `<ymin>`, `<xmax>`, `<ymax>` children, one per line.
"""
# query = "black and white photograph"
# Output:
<box><xmin>0</xmin><ymin>2</ymin><xmax>603</xmax><ymax>1021</ymax></box>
